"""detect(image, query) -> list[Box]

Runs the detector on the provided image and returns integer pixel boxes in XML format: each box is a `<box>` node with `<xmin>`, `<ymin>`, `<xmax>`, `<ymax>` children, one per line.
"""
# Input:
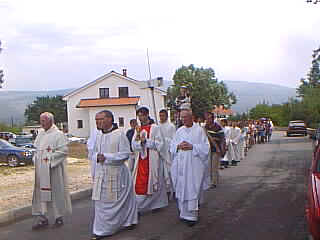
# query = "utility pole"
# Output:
<box><xmin>147</xmin><ymin>48</ymin><xmax>158</xmax><ymax>124</ymax></box>
<box><xmin>0</xmin><ymin>40</ymin><xmax>4</xmax><ymax>88</ymax></box>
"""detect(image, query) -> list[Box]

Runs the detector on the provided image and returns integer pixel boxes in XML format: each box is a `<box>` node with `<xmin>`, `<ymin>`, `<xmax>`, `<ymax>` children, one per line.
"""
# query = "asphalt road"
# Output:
<box><xmin>0</xmin><ymin>132</ymin><xmax>312</xmax><ymax>240</ymax></box>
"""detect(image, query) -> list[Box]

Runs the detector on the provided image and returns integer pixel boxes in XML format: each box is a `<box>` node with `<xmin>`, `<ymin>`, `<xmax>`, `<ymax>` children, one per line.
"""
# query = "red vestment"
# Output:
<box><xmin>135</xmin><ymin>125</ymin><xmax>151</xmax><ymax>195</ymax></box>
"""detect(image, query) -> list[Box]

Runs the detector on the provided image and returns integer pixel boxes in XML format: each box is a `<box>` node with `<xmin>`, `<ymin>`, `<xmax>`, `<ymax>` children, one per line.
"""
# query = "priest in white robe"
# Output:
<box><xmin>158</xmin><ymin>109</ymin><xmax>176</xmax><ymax>195</ymax></box>
<box><xmin>132</xmin><ymin>106</ymin><xmax>168</xmax><ymax>213</ymax></box>
<box><xmin>87</xmin><ymin>127</ymin><xmax>100</xmax><ymax>179</ymax></box>
<box><xmin>170</xmin><ymin>109</ymin><xmax>210</xmax><ymax>226</ymax></box>
<box><xmin>221</xmin><ymin>119</ymin><xmax>231</xmax><ymax>168</ymax></box>
<box><xmin>32</xmin><ymin>112</ymin><xmax>72</xmax><ymax>230</ymax></box>
<box><xmin>229</xmin><ymin>122</ymin><xmax>242</xmax><ymax>165</ymax></box>
<box><xmin>90</xmin><ymin>110</ymin><xmax>138</xmax><ymax>240</ymax></box>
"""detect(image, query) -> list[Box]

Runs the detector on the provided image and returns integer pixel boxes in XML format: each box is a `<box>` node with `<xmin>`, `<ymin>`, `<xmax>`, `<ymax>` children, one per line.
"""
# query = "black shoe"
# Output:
<box><xmin>91</xmin><ymin>234</ymin><xmax>109</xmax><ymax>240</ymax></box>
<box><xmin>52</xmin><ymin>217</ymin><xmax>64</xmax><ymax>228</ymax></box>
<box><xmin>32</xmin><ymin>217</ymin><xmax>49</xmax><ymax>230</ymax></box>
<box><xmin>184</xmin><ymin>219</ymin><xmax>198</xmax><ymax>227</ymax></box>
<box><xmin>231</xmin><ymin>160</ymin><xmax>237</xmax><ymax>166</ymax></box>
<box><xmin>125</xmin><ymin>224</ymin><xmax>136</xmax><ymax>230</ymax></box>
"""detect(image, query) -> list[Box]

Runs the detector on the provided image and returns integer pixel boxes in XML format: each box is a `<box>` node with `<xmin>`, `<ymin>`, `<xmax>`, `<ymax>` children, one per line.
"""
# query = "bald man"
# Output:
<box><xmin>32</xmin><ymin>112</ymin><xmax>72</xmax><ymax>230</ymax></box>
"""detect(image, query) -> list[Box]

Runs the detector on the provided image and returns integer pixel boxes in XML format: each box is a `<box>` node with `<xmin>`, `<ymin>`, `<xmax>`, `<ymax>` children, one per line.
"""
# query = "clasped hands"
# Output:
<box><xmin>177</xmin><ymin>141</ymin><xmax>193</xmax><ymax>151</ymax></box>
<box><xmin>97</xmin><ymin>153</ymin><xmax>106</xmax><ymax>163</ymax></box>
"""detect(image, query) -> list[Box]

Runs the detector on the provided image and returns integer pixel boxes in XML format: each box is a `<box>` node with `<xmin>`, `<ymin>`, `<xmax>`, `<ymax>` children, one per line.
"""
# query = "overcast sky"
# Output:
<box><xmin>0</xmin><ymin>0</ymin><xmax>319</xmax><ymax>90</ymax></box>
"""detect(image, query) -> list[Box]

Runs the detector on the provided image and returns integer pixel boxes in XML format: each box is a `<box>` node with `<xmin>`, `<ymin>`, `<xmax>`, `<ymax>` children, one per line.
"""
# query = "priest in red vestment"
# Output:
<box><xmin>132</xmin><ymin>106</ymin><xmax>168</xmax><ymax>213</ymax></box>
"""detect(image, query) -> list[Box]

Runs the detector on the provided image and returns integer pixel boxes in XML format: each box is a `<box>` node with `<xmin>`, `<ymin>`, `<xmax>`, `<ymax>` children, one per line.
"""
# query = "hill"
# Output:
<box><xmin>224</xmin><ymin>81</ymin><xmax>297</xmax><ymax>113</ymax></box>
<box><xmin>0</xmin><ymin>89</ymin><xmax>72</xmax><ymax>125</ymax></box>
<box><xmin>0</xmin><ymin>81</ymin><xmax>297</xmax><ymax>125</ymax></box>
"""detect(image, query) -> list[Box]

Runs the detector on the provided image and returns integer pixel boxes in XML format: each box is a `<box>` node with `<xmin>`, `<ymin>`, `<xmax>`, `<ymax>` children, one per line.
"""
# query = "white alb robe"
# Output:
<box><xmin>92</xmin><ymin>129</ymin><xmax>138</xmax><ymax>236</ymax></box>
<box><xmin>239</xmin><ymin>127</ymin><xmax>248</xmax><ymax>160</ymax></box>
<box><xmin>32</xmin><ymin>125</ymin><xmax>72</xmax><ymax>219</ymax></box>
<box><xmin>222</xmin><ymin>126</ymin><xmax>231</xmax><ymax>163</ymax></box>
<box><xmin>229</xmin><ymin>127</ymin><xmax>241</xmax><ymax>162</ymax></box>
<box><xmin>132</xmin><ymin>124</ymin><xmax>168</xmax><ymax>212</ymax></box>
<box><xmin>170</xmin><ymin>124</ymin><xmax>210</xmax><ymax>221</ymax></box>
<box><xmin>159</xmin><ymin>121</ymin><xmax>176</xmax><ymax>192</ymax></box>
<box><xmin>87</xmin><ymin>128</ymin><xmax>99</xmax><ymax>179</ymax></box>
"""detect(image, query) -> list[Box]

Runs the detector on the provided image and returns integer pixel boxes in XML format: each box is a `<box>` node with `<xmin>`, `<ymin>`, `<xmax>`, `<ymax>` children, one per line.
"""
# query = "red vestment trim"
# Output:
<box><xmin>135</xmin><ymin>125</ymin><xmax>151</xmax><ymax>195</ymax></box>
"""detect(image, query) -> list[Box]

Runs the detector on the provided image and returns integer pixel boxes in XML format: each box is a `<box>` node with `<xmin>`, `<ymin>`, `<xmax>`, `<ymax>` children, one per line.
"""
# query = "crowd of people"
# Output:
<box><xmin>29</xmin><ymin>106</ymin><xmax>274</xmax><ymax>240</ymax></box>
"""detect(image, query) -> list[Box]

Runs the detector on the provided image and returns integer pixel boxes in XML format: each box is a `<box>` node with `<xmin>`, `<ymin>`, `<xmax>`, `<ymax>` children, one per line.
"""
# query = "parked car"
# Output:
<box><xmin>0</xmin><ymin>139</ymin><xmax>34</xmax><ymax>167</ymax></box>
<box><xmin>306</xmin><ymin>144</ymin><xmax>320</xmax><ymax>240</ymax></box>
<box><xmin>65</xmin><ymin>133</ymin><xmax>87</xmax><ymax>144</ymax></box>
<box><xmin>14</xmin><ymin>135</ymin><xmax>35</xmax><ymax>148</ymax></box>
<box><xmin>286</xmin><ymin>120</ymin><xmax>307</xmax><ymax>137</ymax></box>
<box><xmin>0</xmin><ymin>132</ymin><xmax>16</xmax><ymax>142</ymax></box>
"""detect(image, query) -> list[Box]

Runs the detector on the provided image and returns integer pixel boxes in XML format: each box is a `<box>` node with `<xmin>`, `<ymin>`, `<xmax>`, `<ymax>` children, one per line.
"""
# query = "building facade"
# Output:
<box><xmin>63</xmin><ymin>70</ymin><xmax>166</xmax><ymax>138</ymax></box>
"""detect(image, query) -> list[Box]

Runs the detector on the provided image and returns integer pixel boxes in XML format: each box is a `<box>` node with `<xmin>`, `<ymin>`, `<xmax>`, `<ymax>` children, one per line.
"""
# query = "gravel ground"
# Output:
<box><xmin>0</xmin><ymin>158</ymin><xmax>92</xmax><ymax>213</ymax></box>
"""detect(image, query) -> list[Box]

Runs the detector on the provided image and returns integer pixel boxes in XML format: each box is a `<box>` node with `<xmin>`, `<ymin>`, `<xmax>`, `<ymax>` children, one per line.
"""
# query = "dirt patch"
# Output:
<box><xmin>68</xmin><ymin>142</ymin><xmax>88</xmax><ymax>159</ymax></box>
<box><xmin>0</xmin><ymin>157</ymin><xmax>91</xmax><ymax>214</ymax></box>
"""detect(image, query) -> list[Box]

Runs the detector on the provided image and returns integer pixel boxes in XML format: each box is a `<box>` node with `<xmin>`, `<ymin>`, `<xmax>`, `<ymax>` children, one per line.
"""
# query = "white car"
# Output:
<box><xmin>65</xmin><ymin>134</ymin><xmax>87</xmax><ymax>144</ymax></box>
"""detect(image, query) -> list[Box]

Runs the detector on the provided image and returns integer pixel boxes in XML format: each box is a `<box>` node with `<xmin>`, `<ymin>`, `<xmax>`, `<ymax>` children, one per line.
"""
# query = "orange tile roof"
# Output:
<box><xmin>212</xmin><ymin>108</ymin><xmax>233</xmax><ymax>115</ymax></box>
<box><xmin>77</xmin><ymin>97</ymin><xmax>140</xmax><ymax>108</ymax></box>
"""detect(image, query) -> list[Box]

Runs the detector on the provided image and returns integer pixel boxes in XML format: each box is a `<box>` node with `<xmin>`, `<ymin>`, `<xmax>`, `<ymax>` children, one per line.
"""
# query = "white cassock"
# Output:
<box><xmin>229</xmin><ymin>127</ymin><xmax>241</xmax><ymax>162</ymax></box>
<box><xmin>222</xmin><ymin>126</ymin><xmax>231</xmax><ymax>164</ymax></box>
<box><xmin>32</xmin><ymin>125</ymin><xmax>72</xmax><ymax>219</ymax></box>
<box><xmin>239</xmin><ymin>127</ymin><xmax>248</xmax><ymax>160</ymax></box>
<box><xmin>132</xmin><ymin>124</ymin><xmax>169</xmax><ymax>212</ymax></box>
<box><xmin>91</xmin><ymin>129</ymin><xmax>138</xmax><ymax>236</ymax></box>
<box><xmin>170</xmin><ymin>124</ymin><xmax>210</xmax><ymax>221</ymax></box>
<box><xmin>159</xmin><ymin>121</ymin><xmax>176</xmax><ymax>192</ymax></box>
<box><xmin>87</xmin><ymin>128</ymin><xmax>99</xmax><ymax>179</ymax></box>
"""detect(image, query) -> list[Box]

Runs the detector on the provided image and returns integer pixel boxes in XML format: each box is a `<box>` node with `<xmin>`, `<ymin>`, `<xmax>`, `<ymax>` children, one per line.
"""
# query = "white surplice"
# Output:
<box><xmin>32</xmin><ymin>125</ymin><xmax>72</xmax><ymax>219</ymax></box>
<box><xmin>170</xmin><ymin>124</ymin><xmax>210</xmax><ymax>221</ymax></box>
<box><xmin>159</xmin><ymin>121</ymin><xmax>176</xmax><ymax>192</ymax></box>
<box><xmin>87</xmin><ymin>128</ymin><xmax>99</xmax><ymax>179</ymax></box>
<box><xmin>132</xmin><ymin>124</ymin><xmax>169</xmax><ymax>212</ymax></box>
<box><xmin>229</xmin><ymin>127</ymin><xmax>241</xmax><ymax>162</ymax></box>
<box><xmin>91</xmin><ymin>129</ymin><xmax>138</xmax><ymax>236</ymax></box>
<box><xmin>222</xmin><ymin>126</ymin><xmax>231</xmax><ymax>164</ymax></box>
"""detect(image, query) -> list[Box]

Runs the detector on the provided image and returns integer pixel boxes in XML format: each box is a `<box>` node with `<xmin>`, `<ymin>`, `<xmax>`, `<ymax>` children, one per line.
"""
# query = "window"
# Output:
<box><xmin>77</xmin><ymin>120</ymin><xmax>83</xmax><ymax>129</ymax></box>
<box><xmin>99</xmin><ymin>88</ymin><xmax>109</xmax><ymax>98</ymax></box>
<box><xmin>119</xmin><ymin>117</ymin><xmax>124</xmax><ymax>127</ymax></box>
<box><xmin>119</xmin><ymin>87</ymin><xmax>129</xmax><ymax>98</ymax></box>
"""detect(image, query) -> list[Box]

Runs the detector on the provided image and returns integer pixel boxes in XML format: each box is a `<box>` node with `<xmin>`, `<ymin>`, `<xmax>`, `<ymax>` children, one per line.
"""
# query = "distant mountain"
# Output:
<box><xmin>224</xmin><ymin>81</ymin><xmax>297</xmax><ymax>113</ymax></box>
<box><xmin>0</xmin><ymin>81</ymin><xmax>297</xmax><ymax>125</ymax></box>
<box><xmin>0</xmin><ymin>89</ymin><xmax>72</xmax><ymax>125</ymax></box>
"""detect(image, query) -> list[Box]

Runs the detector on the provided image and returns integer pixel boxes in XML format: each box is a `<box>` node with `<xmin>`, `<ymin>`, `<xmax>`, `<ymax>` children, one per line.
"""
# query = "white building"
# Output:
<box><xmin>63</xmin><ymin>70</ymin><xmax>167</xmax><ymax>138</ymax></box>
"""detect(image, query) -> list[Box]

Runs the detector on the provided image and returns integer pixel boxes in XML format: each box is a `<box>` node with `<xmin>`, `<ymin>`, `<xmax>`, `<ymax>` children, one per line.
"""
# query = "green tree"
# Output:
<box><xmin>249</xmin><ymin>103</ymin><xmax>271</xmax><ymax>120</ymax></box>
<box><xmin>24</xmin><ymin>95</ymin><xmax>67</xmax><ymax>124</ymax></box>
<box><xmin>167</xmin><ymin>64</ymin><xmax>236</xmax><ymax>117</ymax></box>
<box><xmin>297</xmin><ymin>46</ymin><xmax>320</xmax><ymax>97</ymax></box>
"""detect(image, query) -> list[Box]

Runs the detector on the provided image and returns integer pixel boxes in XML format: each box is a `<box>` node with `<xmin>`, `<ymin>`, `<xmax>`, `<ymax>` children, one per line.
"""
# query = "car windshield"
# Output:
<box><xmin>15</xmin><ymin>137</ymin><xmax>32</xmax><ymax>144</ymax></box>
<box><xmin>289</xmin><ymin>122</ymin><xmax>305</xmax><ymax>127</ymax></box>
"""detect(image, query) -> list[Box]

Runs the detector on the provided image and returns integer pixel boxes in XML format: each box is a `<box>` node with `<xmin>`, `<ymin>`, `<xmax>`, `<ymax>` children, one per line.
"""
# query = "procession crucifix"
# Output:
<box><xmin>174</xmin><ymin>85</ymin><xmax>191</xmax><ymax>128</ymax></box>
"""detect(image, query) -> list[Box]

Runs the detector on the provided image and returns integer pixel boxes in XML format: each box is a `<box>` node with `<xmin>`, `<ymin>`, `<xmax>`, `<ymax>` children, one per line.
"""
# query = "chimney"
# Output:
<box><xmin>122</xmin><ymin>69</ymin><xmax>127</xmax><ymax>77</ymax></box>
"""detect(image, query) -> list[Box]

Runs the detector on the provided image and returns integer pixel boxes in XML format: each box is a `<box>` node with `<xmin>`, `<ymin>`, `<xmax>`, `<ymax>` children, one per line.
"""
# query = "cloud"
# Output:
<box><xmin>1</xmin><ymin>0</ymin><xmax>320</xmax><ymax>90</ymax></box>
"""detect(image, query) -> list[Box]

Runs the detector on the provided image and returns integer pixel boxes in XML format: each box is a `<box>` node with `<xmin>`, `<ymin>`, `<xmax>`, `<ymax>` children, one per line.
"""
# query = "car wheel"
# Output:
<box><xmin>7</xmin><ymin>154</ymin><xmax>19</xmax><ymax>167</ymax></box>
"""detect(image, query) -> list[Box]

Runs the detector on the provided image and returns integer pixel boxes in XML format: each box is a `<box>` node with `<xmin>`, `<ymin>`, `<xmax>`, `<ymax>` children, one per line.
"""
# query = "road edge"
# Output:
<box><xmin>0</xmin><ymin>188</ymin><xmax>92</xmax><ymax>227</ymax></box>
